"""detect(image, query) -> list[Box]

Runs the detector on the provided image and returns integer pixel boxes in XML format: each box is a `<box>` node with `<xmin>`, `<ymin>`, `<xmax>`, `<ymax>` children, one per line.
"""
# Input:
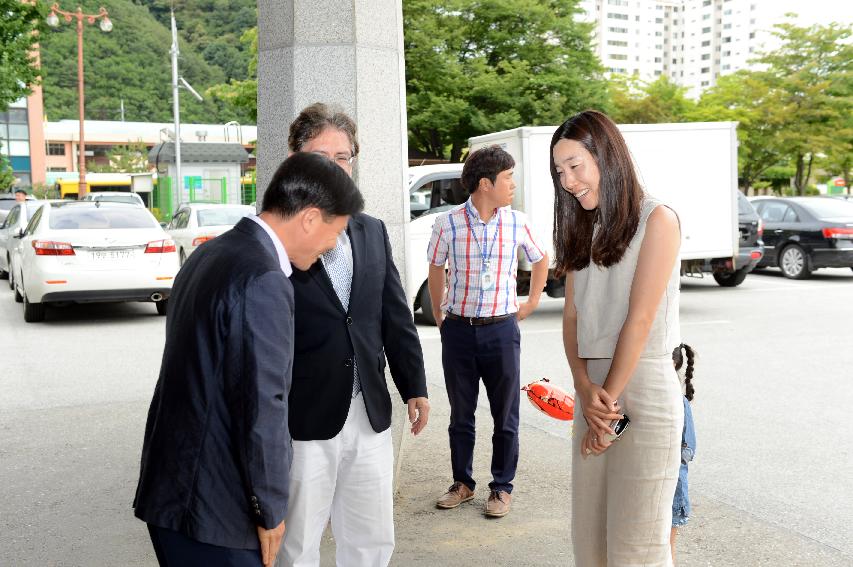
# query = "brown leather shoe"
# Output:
<box><xmin>484</xmin><ymin>489</ymin><xmax>512</xmax><ymax>517</ymax></box>
<box><xmin>436</xmin><ymin>481</ymin><xmax>474</xmax><ymax>509</ymax></box>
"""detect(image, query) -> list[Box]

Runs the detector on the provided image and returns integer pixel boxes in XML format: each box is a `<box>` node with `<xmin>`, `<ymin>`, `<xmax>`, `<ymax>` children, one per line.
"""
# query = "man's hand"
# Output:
<box><xmin>257</xmin><ymin>520</ymin><xmax>285</xmax><ymax>567</ymax></box>
<box><xmin>432</xmin><ymin>309</ymin><xmax>445</xmax><ymax>328</ymax></box>
<box><xmin>407</xmin><ymin>397</ymin><xmax>430</xmax><ymax>435</ymax></box>
<box><xmin>516</xmin><ymin>299</ymin><xmax>538</xmax><ymax>321</ymax></box>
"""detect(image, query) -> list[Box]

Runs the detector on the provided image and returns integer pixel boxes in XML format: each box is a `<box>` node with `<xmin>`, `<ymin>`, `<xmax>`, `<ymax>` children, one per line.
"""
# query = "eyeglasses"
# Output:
<box><xmin>311</xmin><ymin>151</ymin><xmax>357</xmax><ymax>168</ymax></box>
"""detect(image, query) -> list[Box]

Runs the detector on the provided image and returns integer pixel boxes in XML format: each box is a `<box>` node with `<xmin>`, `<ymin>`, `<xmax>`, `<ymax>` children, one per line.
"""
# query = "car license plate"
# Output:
<box><xmin>91</xmin><ymin>249</ymin><xmax>134</xmax><ymax>261</ymax></box>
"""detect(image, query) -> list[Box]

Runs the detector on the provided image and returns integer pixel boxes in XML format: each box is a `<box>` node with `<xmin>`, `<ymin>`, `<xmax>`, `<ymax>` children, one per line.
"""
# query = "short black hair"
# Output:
<box><xmin>14</xmin><ymin>188</ymin><xmax>27</xmax><ymax>194</ymax></box>
<box><xmin>288</xmin><ymin>102</ymin><xmax>359</xmax><ymax>157</ymax></box>
<box><xmin>461</xmin><ymin>145</ymin><xmax>515</xmax><ymax>193</ymax></box>
<box><xmin>261</xmin><ymin>153</ymin><xmax>364</xmax><ymax>219</ymax></box>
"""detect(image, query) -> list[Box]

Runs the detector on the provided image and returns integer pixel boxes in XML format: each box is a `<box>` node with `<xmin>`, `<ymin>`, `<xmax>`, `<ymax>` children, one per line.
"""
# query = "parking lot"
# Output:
<box><xmin>1</xmin><ymin>266</ymin><xmax>851</xmax><ymax>565</ymax></box>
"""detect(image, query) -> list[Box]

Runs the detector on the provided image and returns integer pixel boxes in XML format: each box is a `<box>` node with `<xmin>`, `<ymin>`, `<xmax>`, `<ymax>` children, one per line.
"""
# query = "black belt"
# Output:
<box><xmin>444</xmin><ymin>312</ymin><xmax>514</xmax><ymax>326</ymax></box>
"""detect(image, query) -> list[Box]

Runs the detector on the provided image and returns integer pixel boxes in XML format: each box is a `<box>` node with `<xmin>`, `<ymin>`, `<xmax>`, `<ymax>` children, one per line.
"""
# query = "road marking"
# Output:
<box><xmin>741</xmin><ymin>284</ymin><xmax>850</xmax><ymax>292</ymax></box>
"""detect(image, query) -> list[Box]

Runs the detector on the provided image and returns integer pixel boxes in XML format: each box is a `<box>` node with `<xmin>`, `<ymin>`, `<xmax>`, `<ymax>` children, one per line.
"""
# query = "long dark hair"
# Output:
<box><xmin>550</xmin><ymin>110</ymin><xmax>643</xmax><ymax>275</ymax></box>
<box><xmin>672</xmin><ymin>343</ymin><xmax>695</xmax><ymax>402</ymax></box>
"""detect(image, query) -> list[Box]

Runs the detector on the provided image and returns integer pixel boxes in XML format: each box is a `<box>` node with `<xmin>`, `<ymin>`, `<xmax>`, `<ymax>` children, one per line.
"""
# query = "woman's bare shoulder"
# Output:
<box><xmin>646</xmin><ymin>204</ymin><xmax>680</xmax><ymax>236</ymax></box>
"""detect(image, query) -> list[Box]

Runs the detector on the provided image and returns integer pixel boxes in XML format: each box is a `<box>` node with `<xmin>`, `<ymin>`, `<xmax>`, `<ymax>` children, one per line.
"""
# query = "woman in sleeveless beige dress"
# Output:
<box><xmin>550</xmin><ymin>110</ymin><xmax>683</xmax><ymax>566</ymax></box>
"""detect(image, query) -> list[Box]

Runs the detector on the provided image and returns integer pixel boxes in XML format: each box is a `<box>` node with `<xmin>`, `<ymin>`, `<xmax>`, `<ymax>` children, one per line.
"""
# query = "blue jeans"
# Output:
<box><xmin>672</xmin><ymin>396</ymin><xmax>696</xmax><ymax>527</ymax></box>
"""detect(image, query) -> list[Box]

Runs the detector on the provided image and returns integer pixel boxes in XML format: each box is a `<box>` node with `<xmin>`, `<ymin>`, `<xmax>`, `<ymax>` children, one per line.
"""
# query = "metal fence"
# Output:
<box><xmin>149</xmin><ymin>175</ymin><xmax>257</xmax><ymax>222</ymax></box>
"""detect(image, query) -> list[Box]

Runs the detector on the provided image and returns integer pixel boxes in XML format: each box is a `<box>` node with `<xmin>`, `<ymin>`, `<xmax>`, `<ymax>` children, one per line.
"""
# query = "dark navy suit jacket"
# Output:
<box><xmin>134</xmin><ymin>218</ymin><xmax>293</xmax><ymax>551</ymax></box>
<box><xmin>289</xmin><ymin>213</ymin><xmax>427</xmax><ymax>440</ymax></box>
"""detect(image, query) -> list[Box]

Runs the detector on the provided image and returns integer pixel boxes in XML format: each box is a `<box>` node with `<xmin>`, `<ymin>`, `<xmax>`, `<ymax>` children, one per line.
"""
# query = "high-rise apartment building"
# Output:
<box><xmin>578</xmin><ymin>0</ymin><xmax>776</xmax><ymax>97</ymax></box>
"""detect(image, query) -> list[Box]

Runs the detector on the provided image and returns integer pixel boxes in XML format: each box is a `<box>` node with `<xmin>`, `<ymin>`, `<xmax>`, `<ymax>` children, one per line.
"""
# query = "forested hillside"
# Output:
<box><xmin>39</xmin><ymin>0</ymin><xmax>256</xmax><ymax>124</ymax></box>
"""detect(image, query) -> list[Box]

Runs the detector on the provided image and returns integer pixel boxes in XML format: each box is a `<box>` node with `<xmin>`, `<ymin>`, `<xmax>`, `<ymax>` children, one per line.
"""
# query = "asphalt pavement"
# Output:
<box><xmin>1</xmin><ymin>266</ymin><xmax>851</xmax><ymax>566</ymax></box>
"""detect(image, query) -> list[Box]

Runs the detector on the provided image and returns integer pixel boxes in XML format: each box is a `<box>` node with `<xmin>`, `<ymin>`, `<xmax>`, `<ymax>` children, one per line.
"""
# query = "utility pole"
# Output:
<box><xmin>169</xmin><ymin>11</ymin><xmax>202</xmax><ymax>203</ymax></box>
<box><xmin>170</xmin><ymin>11</ymin><xmax>182</xmax><ymax>199</ymax></box>
<box><xmin>46</xmin><ymin>4</ymin><xmax>112</xmax><ymax>199</ymax></box>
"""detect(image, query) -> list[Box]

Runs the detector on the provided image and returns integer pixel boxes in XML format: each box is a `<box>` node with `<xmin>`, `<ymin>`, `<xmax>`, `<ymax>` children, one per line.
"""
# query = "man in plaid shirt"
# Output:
<box><xmin>427</xmin><ymin>145</ymin><xmax>549</xmax><ymax>518</ymax></box>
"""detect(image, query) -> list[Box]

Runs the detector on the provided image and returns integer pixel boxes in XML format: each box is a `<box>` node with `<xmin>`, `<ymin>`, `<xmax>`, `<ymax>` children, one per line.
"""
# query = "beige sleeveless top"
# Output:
<box><xmin>573</xmin><ymin>195</ymin><xmax>680</xmax><ymax>359</ymax></box>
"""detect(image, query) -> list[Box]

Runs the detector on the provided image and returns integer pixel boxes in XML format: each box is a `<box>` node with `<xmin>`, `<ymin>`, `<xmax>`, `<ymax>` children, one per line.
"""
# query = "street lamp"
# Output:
<box><xmin>46</xmin><ymin>3</ymin><xmax>112</xmax><ymax>200</ymax></box>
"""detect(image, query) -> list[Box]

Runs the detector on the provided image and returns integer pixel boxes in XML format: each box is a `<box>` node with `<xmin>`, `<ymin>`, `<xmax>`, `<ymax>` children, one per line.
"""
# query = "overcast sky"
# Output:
<box><xmin>768</xmin><ymin>0</ymin><xmax>853</xmax><ymax>27</ymax></box>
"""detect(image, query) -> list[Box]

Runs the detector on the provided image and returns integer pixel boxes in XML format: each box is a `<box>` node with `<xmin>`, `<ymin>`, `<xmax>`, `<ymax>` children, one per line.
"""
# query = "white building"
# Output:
<box><xmin>577</xmin><ymin>0</ymin><xmax>782</xmax><ymax>97</ymax></box>
<box><xmin>43</xmin><ymin>120</ymin><xmax>256</xmax><ymax>174</ymax></box>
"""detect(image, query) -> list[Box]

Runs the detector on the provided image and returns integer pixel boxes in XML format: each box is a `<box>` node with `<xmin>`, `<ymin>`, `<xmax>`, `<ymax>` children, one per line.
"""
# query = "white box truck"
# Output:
<box><xmin>406</xmin><ymin>122</ymin><xmax>742</xmax><ymax>324</ymax></box>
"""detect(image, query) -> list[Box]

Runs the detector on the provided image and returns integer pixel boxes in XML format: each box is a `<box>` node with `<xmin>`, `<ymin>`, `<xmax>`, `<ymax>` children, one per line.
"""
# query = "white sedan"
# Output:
<box><xmin>0</xmin><ymin>200</ymin><xmax>43</xmax><ymax>285</ymax></box>
<box><xmin>10</xmin><ymin>201</ymin><xmax>179</xmax><ymax>322</ymax></box>
<box><xmin>166</xmin><ymin>203</ymin><xmax>255</xmax><ymax>265</ymax></box>
<box><xmin>82</xmin><ymin>191</ymin><xmax>146</xmax><ymax>207</ymax></box>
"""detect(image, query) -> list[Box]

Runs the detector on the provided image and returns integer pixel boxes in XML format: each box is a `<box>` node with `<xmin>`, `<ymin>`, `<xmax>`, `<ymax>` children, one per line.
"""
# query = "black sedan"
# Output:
<box><xmin>714</xmin><ymin>192</ymin><xmax>764</xmax><ymax>286</ymax></box>
<box><xmin>750</xmin><ymin>196</ymin><xmax>853</xmax><ymax>279</ymax></box>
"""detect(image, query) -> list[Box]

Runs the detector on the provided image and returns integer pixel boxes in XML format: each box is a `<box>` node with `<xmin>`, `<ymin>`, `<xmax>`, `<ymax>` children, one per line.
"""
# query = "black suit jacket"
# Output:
<box><xmin>289</xmin><ymin>213</ymin><xmax>427</xmax><ymax>440</ymax></box>
<box><xmin>134</xmin><ymin>218</ymin><xmax>293</xmax><ymax>550</ymax></box>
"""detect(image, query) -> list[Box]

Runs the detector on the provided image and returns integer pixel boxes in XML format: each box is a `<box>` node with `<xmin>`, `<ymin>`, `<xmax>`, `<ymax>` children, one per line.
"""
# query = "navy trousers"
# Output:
<box><xmin>147</xmin><ymin>524</ymin><xmax>263</xmax><ymax>567</ymax></box>
<box><xmin>440</xmin><ymin>316</ymin><xmax>521</xmax><ymax>493</ymax></box>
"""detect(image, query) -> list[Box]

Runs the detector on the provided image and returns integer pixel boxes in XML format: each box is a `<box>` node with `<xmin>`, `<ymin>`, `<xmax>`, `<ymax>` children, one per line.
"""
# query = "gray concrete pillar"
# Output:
<box><xmin>257</xmin><ymin>0</ymin><xmax>412</xmax><ymax>488</ymax></box>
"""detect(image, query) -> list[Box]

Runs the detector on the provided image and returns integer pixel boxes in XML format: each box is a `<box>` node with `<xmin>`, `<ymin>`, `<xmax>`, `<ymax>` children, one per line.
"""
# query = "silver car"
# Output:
<box><xmin>167</xmin><ymin>203</ymin><xmax>255</xmax><ymax>265</ymax></box>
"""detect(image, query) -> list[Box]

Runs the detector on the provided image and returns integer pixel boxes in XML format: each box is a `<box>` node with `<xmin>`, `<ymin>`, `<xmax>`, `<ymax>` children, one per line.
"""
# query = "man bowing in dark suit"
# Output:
<box><xmin>133</xmin><ymin>152</ymin><xmax>364</xmax><ymax>567</ymax></box>
<box><xmin>281</xmin><ymin>103</ymin><xmax>430</xmax><ymax>567</ymax></box>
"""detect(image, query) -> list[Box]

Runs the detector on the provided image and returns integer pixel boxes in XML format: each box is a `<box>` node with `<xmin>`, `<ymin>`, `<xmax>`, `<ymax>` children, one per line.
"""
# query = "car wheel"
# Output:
<box><xmin>0</xmin><ymin>267</ymin><xmax>7</xmax><ymax>280</ymax></box>
<box><xmin>179</xmin><ymin>249</ymin><xmax>187</xmax><ymax>266</ymax></box>
<box><xmin>779</xmin><ymin>244</ymin><xmax>811</xmax><ymax>280</ymax></box>
<box><xmin>418</xmin><ymin>283</ymin><xmax>436</xmax><ymax>326</ymax></box>
<box><xmin>156</xmin><ymin>299</ymin><xmax>168</xmax><ymax>316</ymax></box>
<box><xmin>713</xmin><ymin>266</ymin><xmax>750</xmax><ymax>287</ymax></box>
<box><xmin>23</xmin><ymin>295</ymin><xmax>45</xmax><ymax>322</ymax></box>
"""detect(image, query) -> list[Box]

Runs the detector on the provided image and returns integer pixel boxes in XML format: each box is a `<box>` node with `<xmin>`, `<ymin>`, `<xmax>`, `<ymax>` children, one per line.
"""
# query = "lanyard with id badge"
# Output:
<box><xmin>466</xmin><ymin>207</ymin><xmax>502</xmax><ymax>292</ymax></box>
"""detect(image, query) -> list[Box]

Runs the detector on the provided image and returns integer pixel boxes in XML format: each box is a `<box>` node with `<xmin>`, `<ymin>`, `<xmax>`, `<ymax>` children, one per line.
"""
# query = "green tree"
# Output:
<box><xmin>206</xmin><ymin>27</ymin><xmax>257</xmax><ymax>121</ymax></box>
<box><xmin>404</xmin><ymin>0</ymin><xmax>607</xmax><ymax>162</ymax></box>
<box><xmin>823</xmin><ymin>138</ymin><xmax>852</xmax><ymax>192</ymax></box>
<box><xmin>609</xmin><ymin>75</ymin><xmax>695</xmax><ymax>124</ymax></box>
<box><xmin>132</xmin><ymin>0</ymin><xmax>255</xmax><ymax>81</ymax></box>
<box><xmin>0</xmin><ymin>154</ymin><xmax>16</xmax><ymax>191</ymax></box>
<box><xmin>693</xmin><ymin>72</ymin><xmax>791</xmax><ymax>191</ymax></box>
<box><xmin>0</xmin><ymin>0</ymin><xmax>46</xmax><ymax>110</ymax></box>
<box><xmin>755</xmin><ymin>19</ymin><xmax>853</xmax><ymax>195</ymax></box>
<box><xmin>88</xmin><ymin>140</ymin><xmax>150</xmax><ymax>173</ymax></box>
<box><xmin>39</xmin><ymin>0</ymin><xmax>251</xmax><ymax>123</ymax></box>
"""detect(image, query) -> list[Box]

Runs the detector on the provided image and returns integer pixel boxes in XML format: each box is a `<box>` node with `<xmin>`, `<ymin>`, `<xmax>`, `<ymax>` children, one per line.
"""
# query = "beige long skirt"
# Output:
<box><xmin>572</xmin><ymin>356</ymin><xmax>683</xmax><ymax>567</ymax></box>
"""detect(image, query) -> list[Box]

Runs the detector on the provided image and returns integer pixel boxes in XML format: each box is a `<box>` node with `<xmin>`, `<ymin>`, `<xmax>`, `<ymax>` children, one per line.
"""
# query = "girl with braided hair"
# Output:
<box><xmin>670</xmin><ymin>343</ymin><xmax>697</xmax><ymax>565</ymax></box>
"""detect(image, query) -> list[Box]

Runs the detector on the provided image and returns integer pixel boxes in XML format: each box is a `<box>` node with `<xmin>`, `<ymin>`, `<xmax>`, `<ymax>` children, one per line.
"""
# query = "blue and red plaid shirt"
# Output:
<box><xmin>428</xmin><ymin>199</ymin><xmax>545</xmax><ymax>318</ymax></box>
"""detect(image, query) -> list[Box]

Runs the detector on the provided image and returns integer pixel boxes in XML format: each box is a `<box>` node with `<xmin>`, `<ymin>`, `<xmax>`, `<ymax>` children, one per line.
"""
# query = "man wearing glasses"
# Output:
<box><xmin>281</xmin><ymin>103</ymin><xmax>430</xmax><ymax>566</ymax></box>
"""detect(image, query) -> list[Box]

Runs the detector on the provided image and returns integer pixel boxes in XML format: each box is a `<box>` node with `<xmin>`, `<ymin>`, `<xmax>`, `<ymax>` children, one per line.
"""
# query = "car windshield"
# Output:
<box><xmin>91</xmin><ymin>195</ymin><xmax>140</xmax><ymax>205</ymax></box>
<box><xmin>737</xmin><ymin>192</ymin><xmax>755</xmax><ymax>215</ymax></box>
<box><xmin>799</xmin><ymin>198</ymin><xmax>853</xmax><ymax>219</ymax></box>
<box><xmin>49</xmin><ymin>205</ymin><xmax>156</xmax><ymax>229</ymax></box>
<box><xmin>197</xmin><ymin>207</ymin><xmax>252</xmax><ymax>227</ymax></box>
